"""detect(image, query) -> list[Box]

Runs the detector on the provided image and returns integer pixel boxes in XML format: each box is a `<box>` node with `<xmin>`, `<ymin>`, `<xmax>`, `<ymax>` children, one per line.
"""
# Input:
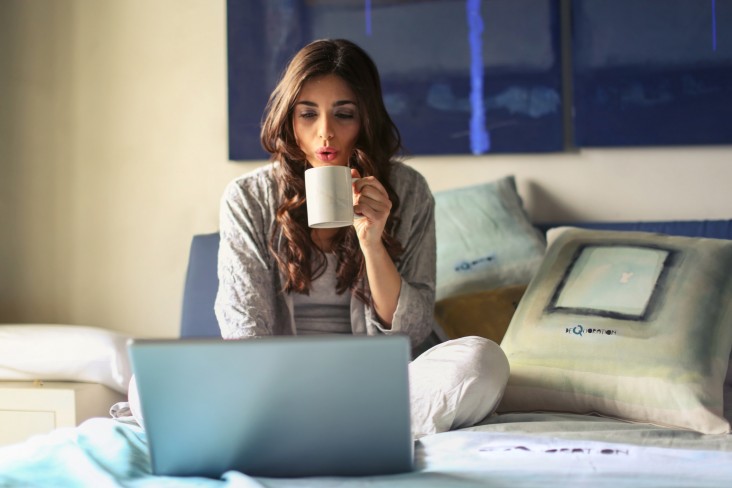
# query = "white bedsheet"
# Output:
<box><xmin>1</xmin><ymin>414</ymin><xmax>732</xmax><ymax>487</ymax></box>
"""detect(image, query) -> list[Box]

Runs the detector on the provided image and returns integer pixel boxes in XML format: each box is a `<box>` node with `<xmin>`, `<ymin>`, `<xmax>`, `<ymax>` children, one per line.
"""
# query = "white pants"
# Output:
<box><xmin>409</xmin><ymin>336</ymin><xmax>510</xmax><ymax>439</ymax></box>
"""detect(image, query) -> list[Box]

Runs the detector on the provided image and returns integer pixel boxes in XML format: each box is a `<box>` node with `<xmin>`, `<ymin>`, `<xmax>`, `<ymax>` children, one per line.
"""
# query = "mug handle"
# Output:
<box><xmin>351</xmin><ymin>177</ymin><xmax>365</xmax><ymax>220</ymax></box>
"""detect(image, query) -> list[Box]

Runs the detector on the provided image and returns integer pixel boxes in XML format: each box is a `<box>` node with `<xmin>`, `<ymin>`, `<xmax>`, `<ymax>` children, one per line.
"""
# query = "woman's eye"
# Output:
<box><xmin>298</xmin><ymin>111</ymin><xmax>317</xmax><ymax>119</ymax></box>
<box><xmin>335</xmin><ymin>112</ymin><xmax>355</xmax><ymax>120</ymax></box>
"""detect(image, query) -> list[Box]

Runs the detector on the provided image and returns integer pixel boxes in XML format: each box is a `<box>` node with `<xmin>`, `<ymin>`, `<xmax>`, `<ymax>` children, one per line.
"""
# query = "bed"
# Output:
<box><xmin>2</xmin><ymin>175</ymin><xmax>732</xmax><ymax>487</ymax></box>
<box><xmin>2</xmin><ymin>412</ymin><xmax>732</xmax><ymax>487</ymax></box>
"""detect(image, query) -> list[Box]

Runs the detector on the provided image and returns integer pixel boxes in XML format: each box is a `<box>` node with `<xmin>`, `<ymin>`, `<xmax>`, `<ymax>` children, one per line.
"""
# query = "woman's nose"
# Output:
<box><xmin>319</xmin><ymin>117</ymin><xmax>333</xmax><ymax>142</ymax></box>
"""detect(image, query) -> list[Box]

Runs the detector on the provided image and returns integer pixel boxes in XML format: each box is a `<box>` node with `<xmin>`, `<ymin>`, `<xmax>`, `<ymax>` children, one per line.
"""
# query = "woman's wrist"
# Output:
<box><xmin>359</xmin><ymin>236</ymin><xmax>389</xmax><ymax>258</ymax></box>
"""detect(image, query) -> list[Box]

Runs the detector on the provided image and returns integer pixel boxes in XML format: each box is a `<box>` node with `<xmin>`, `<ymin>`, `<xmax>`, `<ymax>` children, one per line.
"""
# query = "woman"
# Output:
<box><xmin>215</xmin><ymin>39</ymin><xmax>436</xmax><ymax>349</ymax></box>
<box><xmin>213</xmin><ymin>39</ymin><xmax>508</xmax><ymax>439</ymax></box>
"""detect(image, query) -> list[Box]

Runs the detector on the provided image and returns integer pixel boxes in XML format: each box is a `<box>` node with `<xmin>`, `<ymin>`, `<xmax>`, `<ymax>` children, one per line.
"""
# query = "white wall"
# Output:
<box><xmin>1</xmin><ymin>0</ymin><xmax>730</xmax><ymax>338</ymax></box>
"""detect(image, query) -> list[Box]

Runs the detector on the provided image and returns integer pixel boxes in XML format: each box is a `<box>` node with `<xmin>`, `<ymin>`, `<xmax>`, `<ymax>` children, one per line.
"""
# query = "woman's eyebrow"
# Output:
<box><xmin>295</xmin><ymin>100</ymin><xmax>357</xmax><ymax>107</ymax></box>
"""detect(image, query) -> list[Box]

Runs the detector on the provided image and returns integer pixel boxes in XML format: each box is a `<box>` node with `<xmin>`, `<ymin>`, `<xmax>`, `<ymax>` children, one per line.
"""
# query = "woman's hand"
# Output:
<box><xmin>351</xmin><ymin>168</ymin><xmax>392</xmax><ymax>250</ymax></box>
<box><xmin>350</xmin><ymin>168</ymin><xmax>400</xmax><ymax>327</ymax></box>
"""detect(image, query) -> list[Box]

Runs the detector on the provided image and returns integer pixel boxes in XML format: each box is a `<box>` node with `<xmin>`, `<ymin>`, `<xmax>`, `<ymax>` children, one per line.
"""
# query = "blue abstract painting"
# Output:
<box><xmin>227</xmin><ymin>0</ymin><xmax>564</xmax><ymax>160</ymax></box>
<box><xmin>572</xmin><ymin>0</ymin><xmax>732</xmax><ymax>147</ymax></box>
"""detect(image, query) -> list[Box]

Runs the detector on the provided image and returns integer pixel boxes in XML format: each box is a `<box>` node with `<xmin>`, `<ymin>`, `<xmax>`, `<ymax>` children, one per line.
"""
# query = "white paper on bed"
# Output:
<box><xmin>418</xmin><ymin>430</ymin><xmax>732</xmax><ymax>484</ymax></box>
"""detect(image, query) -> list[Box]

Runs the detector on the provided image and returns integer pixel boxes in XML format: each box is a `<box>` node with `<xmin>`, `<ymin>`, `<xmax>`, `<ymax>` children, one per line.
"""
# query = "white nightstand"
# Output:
<box><xmin>0</xmin><ymin>381</ymin><xmax>125</xmax><ymax>447</ymax></box>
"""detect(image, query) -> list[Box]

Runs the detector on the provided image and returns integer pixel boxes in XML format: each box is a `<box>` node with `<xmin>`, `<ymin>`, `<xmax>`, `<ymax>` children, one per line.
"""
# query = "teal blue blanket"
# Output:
<box><xmin>2</xmin><ymin>414</ymin><xmax>732</xmax><ymax>487</ymax></box>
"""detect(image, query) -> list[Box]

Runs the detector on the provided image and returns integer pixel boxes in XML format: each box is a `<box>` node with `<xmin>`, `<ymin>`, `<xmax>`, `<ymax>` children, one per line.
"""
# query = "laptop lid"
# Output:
<box><xmin>128</xmin><ymin>335</ymin><xmax>413</xmax><ymax>478</ymax></box>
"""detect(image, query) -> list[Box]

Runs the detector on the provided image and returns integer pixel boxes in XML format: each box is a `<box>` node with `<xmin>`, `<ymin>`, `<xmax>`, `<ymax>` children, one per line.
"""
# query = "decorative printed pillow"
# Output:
<box><xmin>434</xmin><ymin>176</ymin><xmax>546</xmax><ymax>301</ymax></box>
<box><xmin>498</xmin><ymin>227</ymin><xmax>732</xmax><ymax>434</ymax></box>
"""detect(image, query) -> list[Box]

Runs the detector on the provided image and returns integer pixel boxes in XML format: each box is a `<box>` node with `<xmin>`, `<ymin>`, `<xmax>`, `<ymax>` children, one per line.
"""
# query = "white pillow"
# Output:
<box><xmin>409</xmin><ymin>336</ymin><xmax>509</xmax><ymax>439</ymax></box>
<box><xmin>0</xmin><ymin>324</ymin><xmax>132</xmax><ymax>394</ymax></box>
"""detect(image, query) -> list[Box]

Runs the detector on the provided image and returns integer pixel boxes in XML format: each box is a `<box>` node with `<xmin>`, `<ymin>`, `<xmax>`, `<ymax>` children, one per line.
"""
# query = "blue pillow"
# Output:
<box><xmin>434</xmin><ymin>176</ymin><xmax>546</xmax><ymax>301</ymax></box>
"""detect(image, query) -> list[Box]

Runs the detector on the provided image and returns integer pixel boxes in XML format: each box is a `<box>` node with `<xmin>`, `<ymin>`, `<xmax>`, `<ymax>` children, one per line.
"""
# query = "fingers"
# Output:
<box><xmin>353</xmin><ymin>175</ymin><xmax>387</xmax><ymax>200</ymax></box>
<box><xmin>354</xmin><ymin>183</ymin><xmax>391</xmax><ymax>221</ymax></box>
<box><xmin>356</xmin><ymin>186</ymin><xmax>391</xmax><ymax>211</ymax></box>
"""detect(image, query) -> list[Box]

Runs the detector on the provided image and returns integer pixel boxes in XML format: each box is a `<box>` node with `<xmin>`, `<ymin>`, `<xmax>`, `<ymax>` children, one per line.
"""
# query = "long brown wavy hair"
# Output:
<box><xmin>260</xmin><ymin>39</ymin><xmax>404</xmax><ymax>302</ymax></box>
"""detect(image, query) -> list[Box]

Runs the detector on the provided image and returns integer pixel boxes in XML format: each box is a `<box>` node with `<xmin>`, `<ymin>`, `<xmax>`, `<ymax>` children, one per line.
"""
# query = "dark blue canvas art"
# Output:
<box><xmin>227</xmin><ymin>0</ymin><xmax>564</xmax><ymax>160</ymax></box>
<box><xmin>572</xmin><ymin>0</ymin><xmax>732</xmax><ymax>147</ymax></box>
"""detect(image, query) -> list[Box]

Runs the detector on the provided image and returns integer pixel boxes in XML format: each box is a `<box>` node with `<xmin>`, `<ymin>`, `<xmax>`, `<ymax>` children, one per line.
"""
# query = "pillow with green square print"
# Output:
<box><xmin>434</xmin><ymin>176</ymin><xmax>546</xmax><ymax>301</ymax></box>
<box><xmin>498</xmin><ymin>226</ymin><xmax>732</xmax><ymax>434</ymax></box>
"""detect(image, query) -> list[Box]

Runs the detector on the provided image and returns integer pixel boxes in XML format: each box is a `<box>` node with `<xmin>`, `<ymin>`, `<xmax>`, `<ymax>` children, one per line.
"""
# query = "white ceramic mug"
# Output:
<box><xmin>305</xmin><ymin>165</ymin><xmax>359</xmax><ymax>228</ymax></box>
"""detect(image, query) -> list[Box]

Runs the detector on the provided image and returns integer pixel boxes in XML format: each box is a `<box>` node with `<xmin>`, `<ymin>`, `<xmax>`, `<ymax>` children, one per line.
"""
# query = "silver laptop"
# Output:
<box><xmin>128</xmin><ymin>335</ymin><xmax>413</xmax><ymax>478</ymax></box>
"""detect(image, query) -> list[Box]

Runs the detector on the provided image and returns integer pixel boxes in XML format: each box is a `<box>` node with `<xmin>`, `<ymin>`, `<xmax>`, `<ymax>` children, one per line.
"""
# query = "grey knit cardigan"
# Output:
<box><xmin>214</xmin><ymin>161</ymin><xmax>437</xmax><ymax>349</ymax></box>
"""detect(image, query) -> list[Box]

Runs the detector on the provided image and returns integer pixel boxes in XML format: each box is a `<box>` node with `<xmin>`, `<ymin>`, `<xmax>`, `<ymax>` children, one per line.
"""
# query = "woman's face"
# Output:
<box><xmin>292</xmin><ymin>74</ymin><xmax>361</xmax><ymax>168</ymax></box>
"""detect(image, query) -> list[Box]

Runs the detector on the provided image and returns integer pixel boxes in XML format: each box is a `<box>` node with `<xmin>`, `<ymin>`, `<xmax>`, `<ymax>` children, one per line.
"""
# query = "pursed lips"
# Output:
<box><xmin>316</xmin><ymin>146</ymin><xmax>338</xmax><ymax>162</ymax></box>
